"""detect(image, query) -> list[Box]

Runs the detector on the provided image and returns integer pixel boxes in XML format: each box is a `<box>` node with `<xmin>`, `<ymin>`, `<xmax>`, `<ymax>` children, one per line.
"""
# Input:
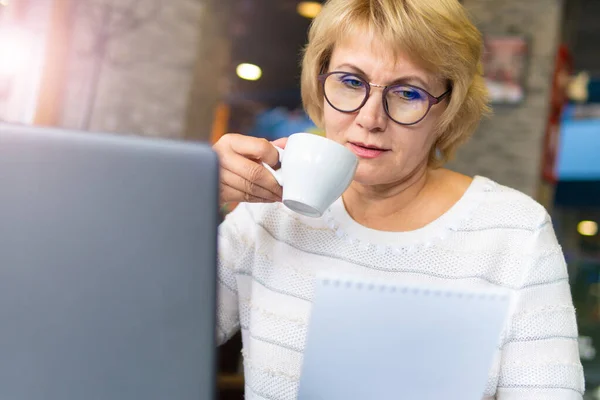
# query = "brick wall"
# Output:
<box><xmin>446</xmin><ymin>0</ymin><xmax>565</xmax><ymax>197</ymax></box>
<box><xmin>60</xmin><ymin>0</ymin><xmax>227</xmax><ymax>141</ymax></box>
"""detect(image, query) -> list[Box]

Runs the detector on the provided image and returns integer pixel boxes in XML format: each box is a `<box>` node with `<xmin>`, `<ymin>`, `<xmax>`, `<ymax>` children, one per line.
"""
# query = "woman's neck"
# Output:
<box><xmin>342</xmin><ymin>168</ymin><xmax>471</xmax><ymax>232</ymax></box>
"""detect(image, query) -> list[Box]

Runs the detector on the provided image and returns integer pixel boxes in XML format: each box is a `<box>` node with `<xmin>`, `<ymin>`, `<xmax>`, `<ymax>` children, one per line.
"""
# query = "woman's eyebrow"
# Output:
<box><xmin>331</xmin><ymin>63</ymin><xmax>432</xmax><ymax>90</ymax></box>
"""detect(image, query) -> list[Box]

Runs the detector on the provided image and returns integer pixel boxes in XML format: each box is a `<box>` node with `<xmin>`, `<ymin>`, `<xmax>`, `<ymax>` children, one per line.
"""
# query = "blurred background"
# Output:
<box><xmin>1</xmin><ymin>0</ymin><xmax>600</xmax><ymax>398</ymax></box>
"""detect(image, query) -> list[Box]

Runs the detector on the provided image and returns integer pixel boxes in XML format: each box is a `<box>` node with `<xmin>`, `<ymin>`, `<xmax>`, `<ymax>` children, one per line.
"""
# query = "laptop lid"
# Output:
<box><xmin>0</xmin><ymin>124</ymin><xmax>219</xmax><ymax>400</ymax></box>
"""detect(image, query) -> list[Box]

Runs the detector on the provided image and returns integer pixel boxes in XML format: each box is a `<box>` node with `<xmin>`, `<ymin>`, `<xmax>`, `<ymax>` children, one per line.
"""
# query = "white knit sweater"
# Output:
<box><xmin>216</xmin><ymin>176</ymin><xmax>585</xmax><ymax>400</ymax></box>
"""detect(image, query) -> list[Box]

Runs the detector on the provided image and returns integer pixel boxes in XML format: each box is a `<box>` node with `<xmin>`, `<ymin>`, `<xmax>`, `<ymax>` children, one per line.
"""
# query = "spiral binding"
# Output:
<box><xmin>318</xmin><ymin>276</ymin><xmax>510</xmax><ymax>302</ymax></box>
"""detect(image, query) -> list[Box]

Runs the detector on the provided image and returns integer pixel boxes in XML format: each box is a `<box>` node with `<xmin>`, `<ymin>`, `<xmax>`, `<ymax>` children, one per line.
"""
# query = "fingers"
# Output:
<box><xmin>214</xmin><ymin>133</ymin><xmax>285</xmax><ymax>205</ymax></box>
<box><xmin>217</xmin><ymin>135</ymin><xmax>283</xmax><ymax>197</ymax></box>
<box><xmin>227</xmin><ymin>134</ymin><xmax>280</xmax><ymax>168</ymax></box>
<box><xmin>219</xmin><ymin>182</ymin><xmax>275</xmax><ymax>204</ymax></box>
<box><xmin>219</xmin><ymin>151</ymin><xmax>282</xmax><ymax>197</ymax></box>
<box><xmin>219</xmin><ymin>168</ymin><xmax>281</xmax><ymax>202</ymax></box>
<box><xmin>271</xmin><ymin>137</ymin><xmax>288</xmax><ymax>150</ymax></box>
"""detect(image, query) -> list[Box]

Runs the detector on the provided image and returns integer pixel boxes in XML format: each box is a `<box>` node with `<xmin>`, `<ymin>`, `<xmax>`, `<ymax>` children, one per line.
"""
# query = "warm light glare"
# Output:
<box><xmin>0</xmin><ymin>28</ymin><xmax>31</xmax><ymax>76</ymax></box>
<box><xmin>578</xmin><ymin>220</ymin><xmax>598</xmax><ymax>237</ymax></box>
<box><xmin>236</xmin><ymin>63</ymin><xmax>262</xmax><ymax>81</ymax></box>
<box><xmin>0</xmin><ymin>1</ymin><xmax>8</xmax><ymax>6</ymax></box>
<box><xmin>297</xmin><ymin>1</ymin><xmax>322</xmax><ymax>19</ymax></box>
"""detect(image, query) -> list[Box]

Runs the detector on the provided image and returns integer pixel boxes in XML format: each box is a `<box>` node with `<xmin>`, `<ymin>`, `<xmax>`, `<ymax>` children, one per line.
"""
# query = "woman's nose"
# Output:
<box><xmin>355</xmin><ymin>89</ymin><xmax>388</xmax><ymax>132</ymax></box>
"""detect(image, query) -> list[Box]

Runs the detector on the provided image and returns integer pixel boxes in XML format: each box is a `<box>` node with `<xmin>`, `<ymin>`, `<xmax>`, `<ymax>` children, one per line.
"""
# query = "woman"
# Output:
<box><xmin>214</xmin><ymin>0</ymin><xmax>584</xmax><ymax>398</ymax></box>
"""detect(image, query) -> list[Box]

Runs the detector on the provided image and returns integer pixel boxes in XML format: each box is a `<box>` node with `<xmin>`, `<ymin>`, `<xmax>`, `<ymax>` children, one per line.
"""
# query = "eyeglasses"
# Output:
<box><xmin>318</xmin><ymin>71</ymin><xmax>452</xmax><ymax>126</ymax></box>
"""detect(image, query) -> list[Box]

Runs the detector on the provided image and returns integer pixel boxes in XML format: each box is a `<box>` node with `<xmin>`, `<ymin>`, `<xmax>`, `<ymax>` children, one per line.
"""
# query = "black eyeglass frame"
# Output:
<box><xmin>317</xmin><ymin>71</ymin><xmax>452</xmax><ymax>126</ymax></box>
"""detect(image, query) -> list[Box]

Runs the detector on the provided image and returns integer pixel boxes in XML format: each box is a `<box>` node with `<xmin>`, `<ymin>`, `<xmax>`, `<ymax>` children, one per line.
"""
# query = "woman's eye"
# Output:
<box><xmin>393</xmin><ymin>89</ymin><xmax>422</xmax><ymax>100</ymax></box>
<box><xmin>341</xmin><ymin>78</ymin><xmax>364</xmax><ymax>88</ymax></box>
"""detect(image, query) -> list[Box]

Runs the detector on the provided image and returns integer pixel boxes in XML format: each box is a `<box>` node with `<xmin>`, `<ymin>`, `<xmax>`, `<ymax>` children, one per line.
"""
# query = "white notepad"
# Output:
<box><xmin>298</xmin><ymin>274</ymin><xmax>513</xmax><ymax>400</ymax></box>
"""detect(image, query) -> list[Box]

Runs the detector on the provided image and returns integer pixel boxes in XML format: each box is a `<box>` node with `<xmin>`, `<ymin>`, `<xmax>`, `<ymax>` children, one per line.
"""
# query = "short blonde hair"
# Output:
<box><xmin>301</xmin><ymin>0</ymin><xmax>490</xmax><ymax>167</ymax></box>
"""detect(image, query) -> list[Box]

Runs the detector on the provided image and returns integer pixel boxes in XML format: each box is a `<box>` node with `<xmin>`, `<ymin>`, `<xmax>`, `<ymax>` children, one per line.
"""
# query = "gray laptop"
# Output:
<box><xmin>0</xmin><ymin>124</ymin><xmax>219</xmax><ymax>400</ymax></box>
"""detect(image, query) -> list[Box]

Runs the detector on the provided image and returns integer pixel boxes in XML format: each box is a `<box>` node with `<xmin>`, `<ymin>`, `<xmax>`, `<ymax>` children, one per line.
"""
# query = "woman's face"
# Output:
<box><xmin>323</xmin><ymin>31</ymin><xmax>449</xmax><ymax>187</ymax></box>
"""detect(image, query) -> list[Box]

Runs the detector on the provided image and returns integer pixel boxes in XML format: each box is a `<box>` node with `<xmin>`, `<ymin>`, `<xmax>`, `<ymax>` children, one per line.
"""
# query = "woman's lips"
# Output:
<box><xmin>348</xmin><ymin>142</ymin><xmax>388</xmax><ymax>159</ymax></box>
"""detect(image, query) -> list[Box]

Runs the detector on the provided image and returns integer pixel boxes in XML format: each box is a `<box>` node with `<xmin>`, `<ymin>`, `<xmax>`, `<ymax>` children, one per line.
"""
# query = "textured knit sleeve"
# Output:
<box><xmin>496</xmin><ymin>214</ymin><xmax>585</xmax><ymax>399</ymax></box>
<box><xmin>216</xmin><ymin>204</ymin><xmax>255</xmax><ymax>345</ymax></box>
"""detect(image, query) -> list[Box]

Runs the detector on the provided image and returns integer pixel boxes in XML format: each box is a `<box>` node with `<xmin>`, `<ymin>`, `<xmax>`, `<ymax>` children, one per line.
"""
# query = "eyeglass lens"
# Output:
<box><xmin>323</xmin><ymin>72</ymin><xmax>432</xmax><ymax>124</ymax></box>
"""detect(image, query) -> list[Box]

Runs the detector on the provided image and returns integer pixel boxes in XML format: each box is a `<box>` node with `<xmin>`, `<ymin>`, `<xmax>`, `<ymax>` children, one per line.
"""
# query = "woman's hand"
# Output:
<box><xmin>213</xmin><ymin>133</ymin><xmax>287</xmax><ymax>205</ymax></box>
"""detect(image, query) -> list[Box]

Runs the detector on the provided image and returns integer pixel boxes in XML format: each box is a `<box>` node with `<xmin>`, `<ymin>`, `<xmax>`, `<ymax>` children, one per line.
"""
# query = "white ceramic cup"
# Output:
<box><xmin>262</xmin><ymin>133</ymin><xmax>358</xmax><ymax>218</ymax></box>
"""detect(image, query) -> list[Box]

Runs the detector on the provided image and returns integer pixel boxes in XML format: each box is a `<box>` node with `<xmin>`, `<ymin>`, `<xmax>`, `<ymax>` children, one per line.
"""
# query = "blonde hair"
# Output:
<box><xmin>301</xmin><ymin>0</ymin><xmax>490</xmax><ymax>167</ymax></box>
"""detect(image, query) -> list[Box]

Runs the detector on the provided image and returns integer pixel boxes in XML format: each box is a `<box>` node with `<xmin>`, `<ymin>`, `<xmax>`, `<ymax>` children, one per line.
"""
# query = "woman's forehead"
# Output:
<box><xmin>330</xmin><ymin>33</ymin><xmax>435</xmax><ymax>84</ymax></box>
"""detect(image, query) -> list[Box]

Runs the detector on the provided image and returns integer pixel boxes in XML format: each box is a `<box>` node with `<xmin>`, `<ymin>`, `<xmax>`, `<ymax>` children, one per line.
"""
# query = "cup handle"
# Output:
<box><xmin>262</xmin><ymin>146</ymin><xmax>284</xmax><ymax>186</ymax></box>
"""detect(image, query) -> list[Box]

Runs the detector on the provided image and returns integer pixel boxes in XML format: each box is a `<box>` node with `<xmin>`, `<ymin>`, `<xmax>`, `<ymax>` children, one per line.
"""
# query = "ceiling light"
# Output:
<box><xmin>297</xmin><ymin>1</ymin><xmax>322</xmax><ymax>19</ymax></box>
<box><xmin>567</xmin><ymin>71</ymin><xmax>590</xmax><ymax>103</ymax></box>
<box><xmin>578</xmin><ymin>220</ymin><xmax>598</xmax><ymax>237</ymax></box>
<box><xmin>236</xmin><ymin>63</ymin><xmax>262</xmax><ymax>81</ymax></box>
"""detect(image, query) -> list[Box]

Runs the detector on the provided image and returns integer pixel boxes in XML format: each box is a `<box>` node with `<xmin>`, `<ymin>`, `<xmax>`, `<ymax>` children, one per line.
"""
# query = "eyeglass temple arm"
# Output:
<box><xmin>432</xmin><ymin>88</ymin><xmax>452</xmax><ymax>104</ymax></box>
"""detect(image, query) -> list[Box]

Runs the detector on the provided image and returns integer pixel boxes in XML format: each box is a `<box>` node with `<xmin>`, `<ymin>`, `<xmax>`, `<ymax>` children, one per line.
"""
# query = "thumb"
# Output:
<box><xmin>271</xmin><ymin>137</ymin><xmax>288</xmax><ymax>149</ymax></box>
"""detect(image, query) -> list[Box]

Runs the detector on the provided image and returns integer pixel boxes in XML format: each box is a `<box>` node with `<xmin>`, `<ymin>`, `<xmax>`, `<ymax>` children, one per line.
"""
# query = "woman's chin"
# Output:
<box><xmin>351</xmin><ymin>167</ymin><xmax>392</xmax><ymax>186</ymax></box>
